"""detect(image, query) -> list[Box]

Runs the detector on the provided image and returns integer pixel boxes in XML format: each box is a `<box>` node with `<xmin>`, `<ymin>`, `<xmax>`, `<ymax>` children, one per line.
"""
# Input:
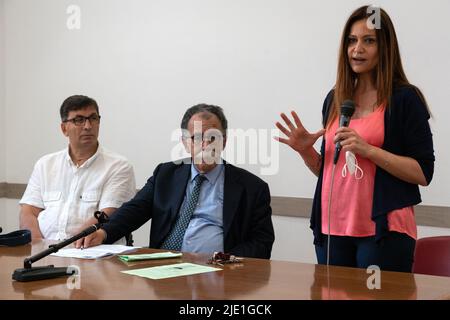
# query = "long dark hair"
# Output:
<box><xmin>327</xmin><ymin>5</ymin><xmax>428</xmax><ymax>127</ymax></box>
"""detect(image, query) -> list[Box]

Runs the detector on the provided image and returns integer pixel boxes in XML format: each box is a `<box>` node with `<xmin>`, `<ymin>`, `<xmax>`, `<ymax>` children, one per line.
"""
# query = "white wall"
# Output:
<box><xmin>2</xmin><ymin>0</ymin><xmax>449</xmax><ymax>260</ymax></box>
<box><xmin>0</xmin><ymin>0</ymin><xmax>5</xmax><ymax>183</ymax></box>
<box><xmin>3</xmin><ymin>0</ymin><xmax>449</xmax><ymax>205</ymax></box>
<box><xmin>3</xmin><ymin>200</ymin><xmax>17</xmax><ymax>233</ymax></box>
<box><xmin>0</xmin><ymin>199</ymin><xmax>5</xmax><ymax>233</ymax></box>
<box><xmin>0</xmin><ymin>0</ymin><xmax>6</xmax><ymax>229</ymax></box>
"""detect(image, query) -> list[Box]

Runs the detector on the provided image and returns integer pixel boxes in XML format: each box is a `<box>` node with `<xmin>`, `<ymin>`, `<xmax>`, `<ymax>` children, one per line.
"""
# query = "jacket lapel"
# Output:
<box><xmin>169</xmin><ymin>162</ymin><xmax>191</xmax><ymax>222</ymax></box>
<box><xmin>223</xmin><ymin>163</ymin><xmax>243</xmax><ymax>239</ymax></box>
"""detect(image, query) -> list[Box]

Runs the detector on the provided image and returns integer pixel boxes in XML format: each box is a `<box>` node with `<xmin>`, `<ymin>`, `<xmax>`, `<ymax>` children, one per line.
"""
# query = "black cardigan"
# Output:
<box><xmin>310</xmin><ymin>86</ymin><xmax>435</xmax><ymax>245</ymax></box>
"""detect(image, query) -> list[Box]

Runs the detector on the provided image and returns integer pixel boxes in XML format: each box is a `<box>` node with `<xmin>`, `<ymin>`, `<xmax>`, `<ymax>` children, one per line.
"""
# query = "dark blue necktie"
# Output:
<box><xmin>161</xmin><ymin>174</ymin><xmax>206</xmax><ymax>251</ymax></box>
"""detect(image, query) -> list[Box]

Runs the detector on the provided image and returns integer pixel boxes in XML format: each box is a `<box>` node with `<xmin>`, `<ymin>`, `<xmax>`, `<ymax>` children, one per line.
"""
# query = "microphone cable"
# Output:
<box><xmin>326</xmin><ymin>162</ymin><xmax>338</xmax><ymax>266</ymax></box>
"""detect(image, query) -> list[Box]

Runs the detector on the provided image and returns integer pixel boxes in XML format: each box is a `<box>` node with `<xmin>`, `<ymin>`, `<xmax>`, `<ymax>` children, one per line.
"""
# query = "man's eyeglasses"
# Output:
<box><xmin>207</xmin><ymin>252</ymin><xmax>243</xmax><ymax>266</ymax></box>
<box><xmin>185</xmin><ymin>133</ymin><xmax>225</xmax><ymax>143</ymax></box>
<box><xmin>63</xmin><ymin>115</ymin><xmax>101</xmax><ymax>126</ymax></box>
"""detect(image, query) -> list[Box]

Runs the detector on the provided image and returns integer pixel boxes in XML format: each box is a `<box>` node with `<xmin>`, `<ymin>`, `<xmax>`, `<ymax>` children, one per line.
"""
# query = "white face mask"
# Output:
<box><xmin>342</xmin><ymin>151</ymin><xmax>364</xmax><ymax>179</ymax></box>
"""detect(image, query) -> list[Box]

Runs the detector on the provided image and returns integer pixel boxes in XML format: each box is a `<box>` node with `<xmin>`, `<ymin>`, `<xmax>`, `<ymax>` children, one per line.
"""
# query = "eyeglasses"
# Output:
<box><xmin>63</xmin><ymin>114</ymin><xmax>101</xmax><ymax>126</ymax></box>
<box><xmin>207</xmin><ymin>251</ymin><xmax>243</xmax><ymax>266</ymax></box>
<box><xmin>185</xmin><ymin>133</ymin><xmax>225</xmax><ymax>143</ymax></box>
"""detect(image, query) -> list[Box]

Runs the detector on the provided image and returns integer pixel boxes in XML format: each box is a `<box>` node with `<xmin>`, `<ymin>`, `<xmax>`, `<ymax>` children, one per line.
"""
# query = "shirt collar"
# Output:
<box><xmin>190</xmin><ymin>160</ymin><xmax>224</xmax><ymax>185</ymax></box>
<box><xmin>65</xmin><ymin>144</ymin><xmax>102</xmax><ymax>168</ymax></box>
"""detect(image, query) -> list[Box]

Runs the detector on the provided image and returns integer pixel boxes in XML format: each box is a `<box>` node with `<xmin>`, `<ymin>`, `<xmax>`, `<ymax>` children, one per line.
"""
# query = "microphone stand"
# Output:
<box><xmin>12</xmin><ymin>211</ymin><xmax>109</xmax><ymax>282</ymax></box>
<box><xmin>326</xmin><ymin>100</ymin><xmax>355</xmax><ymax>267</ymax></box>
<box><xmin>326</xmin><ymin>164</ymin><xmax>337</xmax><ymax>266</ymax></box>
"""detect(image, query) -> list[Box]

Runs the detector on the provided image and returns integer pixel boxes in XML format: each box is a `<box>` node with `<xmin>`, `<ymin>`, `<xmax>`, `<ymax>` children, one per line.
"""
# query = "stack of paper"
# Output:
<box><xmin>118</xmin><ymin>252</ymin><xmax>182</xmax><ymax>262</ymax></box>
<box><xmin>51</xmin><ymin>244</ymin><xmax>139</xmax><ymax>259</ymax></box>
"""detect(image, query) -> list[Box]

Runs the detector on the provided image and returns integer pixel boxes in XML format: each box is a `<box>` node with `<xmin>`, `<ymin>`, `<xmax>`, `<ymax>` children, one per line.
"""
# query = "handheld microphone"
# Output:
<box><xmin>333</xmin><ymin>100</ymin><xmax>355</xmax><ymax>164</ymax></box>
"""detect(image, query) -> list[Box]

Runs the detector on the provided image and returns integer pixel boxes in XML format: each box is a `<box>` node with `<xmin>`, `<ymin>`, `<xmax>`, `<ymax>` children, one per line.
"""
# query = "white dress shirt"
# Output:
<box><xmin>20</xmin><ymin>146</ymin><xmax>136</xmax><ymax>241</ymax></box>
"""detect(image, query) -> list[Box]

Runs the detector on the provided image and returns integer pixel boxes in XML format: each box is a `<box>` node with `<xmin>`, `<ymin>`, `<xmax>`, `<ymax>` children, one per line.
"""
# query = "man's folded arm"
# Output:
<box><xmin>229</xmin><ymin>183</ymin><xmax>275</xmax><ymax>259</ymax></box>
<box><xmin>101</xmin><ymin>164</ymin><xmax>163</xmax><ymax>244</ymax></box>
<box><xmin>19</xmin><ymin>204</ymin><xmax>44</xmax><ymax>240</ymax></box>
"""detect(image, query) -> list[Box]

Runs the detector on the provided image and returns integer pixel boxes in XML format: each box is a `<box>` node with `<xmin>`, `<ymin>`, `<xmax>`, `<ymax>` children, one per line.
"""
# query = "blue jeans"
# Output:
<box><xmin>315</xmin><ymin>231</ymin><xmax>416</xmax><ymax>272</ymax></box>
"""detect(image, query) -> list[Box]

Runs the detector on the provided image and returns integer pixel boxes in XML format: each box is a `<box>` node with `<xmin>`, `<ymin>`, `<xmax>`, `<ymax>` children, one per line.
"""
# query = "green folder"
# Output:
<box><xmin>118</xmin><ymin>252</ymin><xmax>182</xmax><ymax>262</ymax></box>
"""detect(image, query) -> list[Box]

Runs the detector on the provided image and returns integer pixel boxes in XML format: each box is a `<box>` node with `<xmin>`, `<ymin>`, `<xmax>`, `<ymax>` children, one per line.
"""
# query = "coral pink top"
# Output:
<box><xmin>321</xmin><ymin>105</ymin><xmax>417</xmax><ymax>240</ymax></box>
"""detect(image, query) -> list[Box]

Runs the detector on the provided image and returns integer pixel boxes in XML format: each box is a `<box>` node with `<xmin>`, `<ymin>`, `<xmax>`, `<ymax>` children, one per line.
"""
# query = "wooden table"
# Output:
<box><xmin>1</xmin><ymin>240</ymin><xmax>449</xmax><ymax>300</ymax></box>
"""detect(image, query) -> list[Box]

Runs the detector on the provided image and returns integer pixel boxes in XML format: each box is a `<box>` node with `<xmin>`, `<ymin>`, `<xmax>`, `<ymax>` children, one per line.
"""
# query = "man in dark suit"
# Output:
<box><xmin>77</xmin><ymin>104</ymin><xmax>274</xmax><ymax>259</ymax></box>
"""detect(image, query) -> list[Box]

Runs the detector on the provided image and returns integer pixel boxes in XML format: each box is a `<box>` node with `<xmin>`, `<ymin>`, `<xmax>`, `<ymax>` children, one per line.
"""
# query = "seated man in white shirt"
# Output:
<box><xmin>19</xmin><ymin>95</ymin><xmax>136</xmax><ymax>245</ymax></box>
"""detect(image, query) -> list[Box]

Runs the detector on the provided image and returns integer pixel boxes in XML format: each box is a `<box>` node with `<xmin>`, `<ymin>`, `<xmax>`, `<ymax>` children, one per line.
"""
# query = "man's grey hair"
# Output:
<box><xmin>181</xmin><ymin>104</ymin><xmax>228</xmax><ymax>134</ymax></box>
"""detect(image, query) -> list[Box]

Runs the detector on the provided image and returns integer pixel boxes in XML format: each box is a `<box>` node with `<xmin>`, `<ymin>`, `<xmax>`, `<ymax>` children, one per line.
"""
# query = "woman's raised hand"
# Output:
<box><xmin>275</xmin><ymin>111</ymin><xmax>325</xmax><ymax>153</ymax></box>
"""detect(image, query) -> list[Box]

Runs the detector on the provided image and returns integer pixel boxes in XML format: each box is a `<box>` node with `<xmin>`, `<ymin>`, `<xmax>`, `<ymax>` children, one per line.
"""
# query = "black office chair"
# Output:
<box><xmin>413</xmin><ymin>236</ymin><xmax>450</xmax><ymax>277</ymax></box>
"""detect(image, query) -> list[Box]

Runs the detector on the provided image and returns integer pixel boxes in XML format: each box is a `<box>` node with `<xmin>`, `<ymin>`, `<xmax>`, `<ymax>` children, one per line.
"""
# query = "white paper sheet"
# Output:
<box><xmin>50</xmin><ymin>244</ymin><xmax>139</xmax><ymax>259</ymax></box>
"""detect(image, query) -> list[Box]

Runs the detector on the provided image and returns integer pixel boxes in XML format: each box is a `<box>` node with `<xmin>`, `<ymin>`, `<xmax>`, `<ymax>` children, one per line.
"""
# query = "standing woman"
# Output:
<box><xmin>275</xmin><ymin>6</ymin><xmax>434</xmax><ymax>272</ymax></box>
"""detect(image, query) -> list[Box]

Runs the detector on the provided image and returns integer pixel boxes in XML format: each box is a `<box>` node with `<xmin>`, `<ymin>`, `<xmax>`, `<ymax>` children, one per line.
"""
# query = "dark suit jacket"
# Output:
<box><xmin>102</xmin><ymin>160</ymin><xmax>275</xmax><ymax>259</ymax></box>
